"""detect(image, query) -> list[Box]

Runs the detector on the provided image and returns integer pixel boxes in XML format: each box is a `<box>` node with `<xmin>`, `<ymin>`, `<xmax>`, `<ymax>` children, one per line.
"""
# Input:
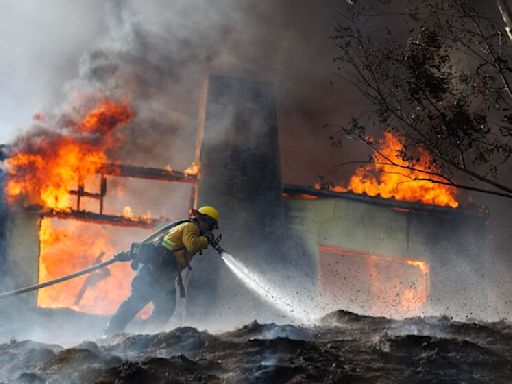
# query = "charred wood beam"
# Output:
<box><xmin>69</xmin><ymin>190</ymin><xmax>102</xmax><ymax>199</ymax></box>
<box><xmin>282</xmin><ymin>184</ymin><xmax>486</xmax><ymax>217</ymax></box>
<box><xmin>98</xmin><ymin>163</ymin><xmax>198</xmax><ymax>184</ymax></box>
<box><xmin>42</xmin><ymin>209</ymin><xmax>170</xmax><ymax>229</ymax></box>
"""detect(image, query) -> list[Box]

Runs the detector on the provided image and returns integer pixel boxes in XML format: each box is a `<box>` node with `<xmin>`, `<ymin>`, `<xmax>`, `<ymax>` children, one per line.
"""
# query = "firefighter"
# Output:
<box><xmin>103</xmin><ymin>206</ymin><xmax>220</xmax><ymax>336</ymax></box>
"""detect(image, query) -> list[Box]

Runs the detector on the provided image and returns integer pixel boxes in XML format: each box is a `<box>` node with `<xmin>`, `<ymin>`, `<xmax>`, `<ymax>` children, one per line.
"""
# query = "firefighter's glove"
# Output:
<box><xmin>206</xmin><ymin>232</ymin><xmax>224</xmax><ymax>254</ymax></box>
<box><xmin>130</xmin><ymin>243</ymin><xmax>156</xmax><ymax>270</ymax></box>
<box><xmin>204</xmin><ymin>231</ymin><xmax>215</xmax><ymax>245</ymax></box>
<box><xmin>131</xmin><ymin>260</ymin><xmax>140</xmax><ymax>271</ymax></box>
<box><xmin>129</xmin><ymin>242</ymin><xmax>143</xmax><ymax>270</ymax></box>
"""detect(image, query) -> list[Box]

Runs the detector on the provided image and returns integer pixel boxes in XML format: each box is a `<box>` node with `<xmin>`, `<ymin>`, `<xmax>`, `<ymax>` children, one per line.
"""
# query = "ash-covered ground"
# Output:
<box><xmin>0</xmin><ymin>310</ymin><xmax>511</xmax><ymax>384</ymax></box>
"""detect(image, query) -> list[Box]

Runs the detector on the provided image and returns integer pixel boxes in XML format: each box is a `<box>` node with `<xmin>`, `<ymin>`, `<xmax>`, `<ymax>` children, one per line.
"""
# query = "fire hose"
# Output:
<box><xmin>0</xmin><ymin>255</ymin><xmax>120</xmax><ymax>300</ymax></box>
<box><xmin>0</xmin><ymin>220</ymin><xmax>223</xmax><ymax>301</ymax></box>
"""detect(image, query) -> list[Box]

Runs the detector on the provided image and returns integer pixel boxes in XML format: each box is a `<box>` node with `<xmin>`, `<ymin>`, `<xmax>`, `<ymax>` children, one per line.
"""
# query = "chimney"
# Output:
<box><xmin>187</xmin><ymin>74</ymin><xmax>285</xmax><ymax>323</ymax></box>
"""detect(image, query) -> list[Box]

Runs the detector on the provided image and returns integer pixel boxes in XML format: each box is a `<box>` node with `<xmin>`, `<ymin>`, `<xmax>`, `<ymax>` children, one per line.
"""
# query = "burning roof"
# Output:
<box><xmin>5</xmin><ymin>99</ymin><xmax>133</xmax><ymax>211</ymax></box>
<box><xmin>299</xmin><ymin>132</ymin><xmax>460</xmax><ymax>210</ymax></box>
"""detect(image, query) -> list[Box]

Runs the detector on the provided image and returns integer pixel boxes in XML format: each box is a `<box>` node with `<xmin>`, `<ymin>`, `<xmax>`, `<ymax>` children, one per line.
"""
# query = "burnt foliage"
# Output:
<box><xmin>332</xmin><ymin>0</ymin><xmax>512</xmax><ymax>198</ymax></box>
<box><xmin>2</xmin><ymin>314</ymin><xmax>512</xmax><ymax>383</ymax></box>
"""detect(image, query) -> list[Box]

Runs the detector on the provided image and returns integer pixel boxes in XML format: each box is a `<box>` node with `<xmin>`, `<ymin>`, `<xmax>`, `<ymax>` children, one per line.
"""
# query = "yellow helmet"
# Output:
<box><xmin>197</xmin><ymin>206</ymin><xmax>219</xmax><ymax>222</ymax></box>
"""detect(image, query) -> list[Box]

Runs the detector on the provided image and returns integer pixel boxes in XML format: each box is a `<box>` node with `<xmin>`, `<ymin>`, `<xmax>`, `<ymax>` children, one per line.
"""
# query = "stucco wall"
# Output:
<box><xmin>5</xmin><ymin>207</ymin><xmax>40</xmax><ymax>305</ymax></box>
<box><xmin>191</xmin><ymin>74</ymin><xmax>286</xmax><ymax>326</ymax></box>
<box><xmin>0</xmin><ymin>170</ymin><xmax>8</xmax><ymax>291</ymax></box>
<box><xmin>285</xmin><ymin>197</ymin><xmax>489</xmax><ymax>319</ymax></box>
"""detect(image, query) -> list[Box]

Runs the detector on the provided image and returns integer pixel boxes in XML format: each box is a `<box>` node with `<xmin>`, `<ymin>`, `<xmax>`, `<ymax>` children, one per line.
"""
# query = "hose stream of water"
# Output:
<box><xmin>220</xmin><ymin>252</ymin><xmax>313</xmax><ymax>323</ymax></box>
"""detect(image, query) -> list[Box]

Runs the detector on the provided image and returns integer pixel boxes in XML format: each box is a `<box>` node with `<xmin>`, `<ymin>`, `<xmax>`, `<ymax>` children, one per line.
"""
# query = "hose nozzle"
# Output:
<box><xmin>210</xmin><ymin>234</ymin><xmax>225</xmax><ymax>254</ymax></box>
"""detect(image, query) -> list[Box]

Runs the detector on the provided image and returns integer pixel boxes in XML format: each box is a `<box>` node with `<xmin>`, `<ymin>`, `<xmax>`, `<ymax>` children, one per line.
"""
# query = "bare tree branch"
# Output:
<box><xmin>331</xmin><ymin>0</ymin><xmax>512</xmax><ymax>200</ymax></box>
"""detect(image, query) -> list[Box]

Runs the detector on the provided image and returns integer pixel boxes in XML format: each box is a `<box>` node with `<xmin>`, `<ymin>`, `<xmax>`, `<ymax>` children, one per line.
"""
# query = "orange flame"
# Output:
<box><xmin>321</xmin><ymin>132</ymin><xmax>458</xmax><ymax>208</ymax></box>
<box><xmin>184</xmin><ymin>163</ymin><xmax>200</xmax><ymax>176</ymax></box>
<box><xmin>78</xmin><ymin>100</ymin><xmax>132</xmax><ymax>134</ymax></box>
<box><xmin>38</xmin><ymin>218</ymin><xmax>143</xmax><ymax>314</ymax></box>
<box><xmin>5</xmin><ymin>98</ymin><xmax>136</xmax><ymax>315</ymax></box>
<box><xmin>123</xmin><ymin>206</ymin><xmax>134</xmax><ymax>219</ymax></box>
<box><xmin>141</xmin><ymin>211</ymin><xmax>152</xmax><ymax>223</ymax></box>
<box><xmin>5</xmin><ymin>99</ymin><xmax>133</xmax><ymax>210</ymax></box>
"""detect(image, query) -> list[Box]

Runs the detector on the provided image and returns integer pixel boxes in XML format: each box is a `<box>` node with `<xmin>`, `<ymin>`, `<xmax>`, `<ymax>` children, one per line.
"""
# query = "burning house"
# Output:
<box><xmin>0</xmin><ymin>74</ymin><xmax>488</xmax><ymax>326</ymax></box>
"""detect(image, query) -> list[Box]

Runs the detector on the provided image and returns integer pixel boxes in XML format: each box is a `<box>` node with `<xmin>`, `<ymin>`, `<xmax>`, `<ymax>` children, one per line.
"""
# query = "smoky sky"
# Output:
<box><xmin>1</xmin><ymin>1</ymin><xmax>508</xmax><ymax>184</ymax></box>
<box><xmin>0</xmin><ymin>0</ymin><xmax>107</xmax><ymax>142</ymax></box>
<box><xmin>0</xmin><ymin>0</ymin><xmax>371</xmax><ymax>186</ymax></box>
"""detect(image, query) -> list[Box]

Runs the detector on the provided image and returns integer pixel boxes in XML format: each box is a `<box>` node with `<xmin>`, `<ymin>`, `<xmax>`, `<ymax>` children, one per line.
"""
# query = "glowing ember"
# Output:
<box><xmin>141</xmin><ymin>211</ymin><xmax>152</xmax><ymax>223</ymax></box>
<box><xmin>184</xmin><ymin>163</ymin><xmax>200</xmax><ymax>176</ymax></box>
<box><xmin>5</xmin><ymin>99</ymin><xmax>133</xmax><ymax>210</ymax></box>
<box><xmin>319</xmin><ymin>132</ymin><xmax>458</xmax><ymax>208</ymax></box>
<box><xmin>123</xmin><ymin>206</ymin><xmax>134</xmax><ymax>219</ymax></box>
<box><xmin>282</xmin><ymin>192</ymin><xmax>319</xmax><ymax>200</ymax></box>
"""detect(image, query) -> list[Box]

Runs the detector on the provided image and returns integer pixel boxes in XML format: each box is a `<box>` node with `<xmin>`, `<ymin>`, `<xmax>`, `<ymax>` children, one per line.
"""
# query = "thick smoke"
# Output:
<box><xmin>60</xmin><ymin>0</ymin><xmax>323</xmax><ymax>171</ymax></box>
<box><xmin>2</xmin><ymin>0</ymin><xmax>365</xmax><ymax>183</ymax></box>
<box><xmin>0</xmin><ymin>0</ymin><xmax>107</xmax><ymax>142</ymax></box>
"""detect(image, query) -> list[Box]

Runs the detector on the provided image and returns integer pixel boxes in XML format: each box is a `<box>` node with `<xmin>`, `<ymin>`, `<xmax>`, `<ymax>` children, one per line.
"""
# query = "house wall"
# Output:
<box><xmin>4</xmin><ymin>206</ymin><xmax>40</xmax><ymax>305</ymax></box>
<box><xmin>285</xmin><ymin>198</ymin><xmax>489</xmax><ymax>319</ymax></box>
<box><xmin>0</xmin><ymin>170</ymin><xmax>8</xmax><ymax>291</ymax></box>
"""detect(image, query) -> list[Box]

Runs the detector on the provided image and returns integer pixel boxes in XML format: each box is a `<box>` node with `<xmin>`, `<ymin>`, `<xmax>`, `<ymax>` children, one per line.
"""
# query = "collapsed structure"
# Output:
<box><xmin>0</xmin><ymin>75</ymin><xmax>488</xmax><ymax>323</ymax></box>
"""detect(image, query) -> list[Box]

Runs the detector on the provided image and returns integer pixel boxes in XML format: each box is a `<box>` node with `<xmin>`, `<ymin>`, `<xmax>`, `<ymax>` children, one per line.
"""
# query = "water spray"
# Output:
<box><xmin>219</xmin><ymin>252</ymin><xmax>314</xmax><ymax>323</ymax></box>
<box><xmin>207</xmin><ymin>235</ymin><xmax>314</xmax><ymax>322</ymax></box>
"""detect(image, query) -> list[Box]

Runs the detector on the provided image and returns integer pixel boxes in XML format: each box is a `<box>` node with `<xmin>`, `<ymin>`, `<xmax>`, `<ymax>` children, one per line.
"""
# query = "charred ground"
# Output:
<box><xmin>1</xmin><ymin>310</ymin><xmax>511</xmax><ymax>384</ymax></box>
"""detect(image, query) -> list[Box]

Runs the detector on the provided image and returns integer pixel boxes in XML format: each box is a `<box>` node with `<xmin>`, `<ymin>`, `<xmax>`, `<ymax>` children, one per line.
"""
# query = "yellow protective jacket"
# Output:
<box><xmin>160</xmin><ymin>221</ymin><xmax>209</xmax><ymax>270</ymax></box>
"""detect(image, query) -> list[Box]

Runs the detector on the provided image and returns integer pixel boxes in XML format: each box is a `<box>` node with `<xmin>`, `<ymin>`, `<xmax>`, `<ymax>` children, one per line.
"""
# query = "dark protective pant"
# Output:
<box><xmin>104</xmin><ymin>265</ymin><xmax>177</xmax><ymax>336</ymax></box>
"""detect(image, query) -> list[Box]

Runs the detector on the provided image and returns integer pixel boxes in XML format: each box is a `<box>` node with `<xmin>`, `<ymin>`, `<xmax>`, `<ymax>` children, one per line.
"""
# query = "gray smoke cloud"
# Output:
<box><xmin>1</xmin><ymin>0</ymin><xmax>365</xmax><ymax>184</ymax></box>
<box><xmin>0</xmin><ymin>0</ymin><xmax>107</xmax><ymax>142</ymax></box>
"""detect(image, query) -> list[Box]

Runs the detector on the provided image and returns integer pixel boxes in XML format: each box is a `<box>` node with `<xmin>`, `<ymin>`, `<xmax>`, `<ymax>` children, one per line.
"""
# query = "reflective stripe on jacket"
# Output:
<box><xmin>160</xmin><ymin>222</ymin><xmax>209</xmax><ymax>269</ymax></box>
